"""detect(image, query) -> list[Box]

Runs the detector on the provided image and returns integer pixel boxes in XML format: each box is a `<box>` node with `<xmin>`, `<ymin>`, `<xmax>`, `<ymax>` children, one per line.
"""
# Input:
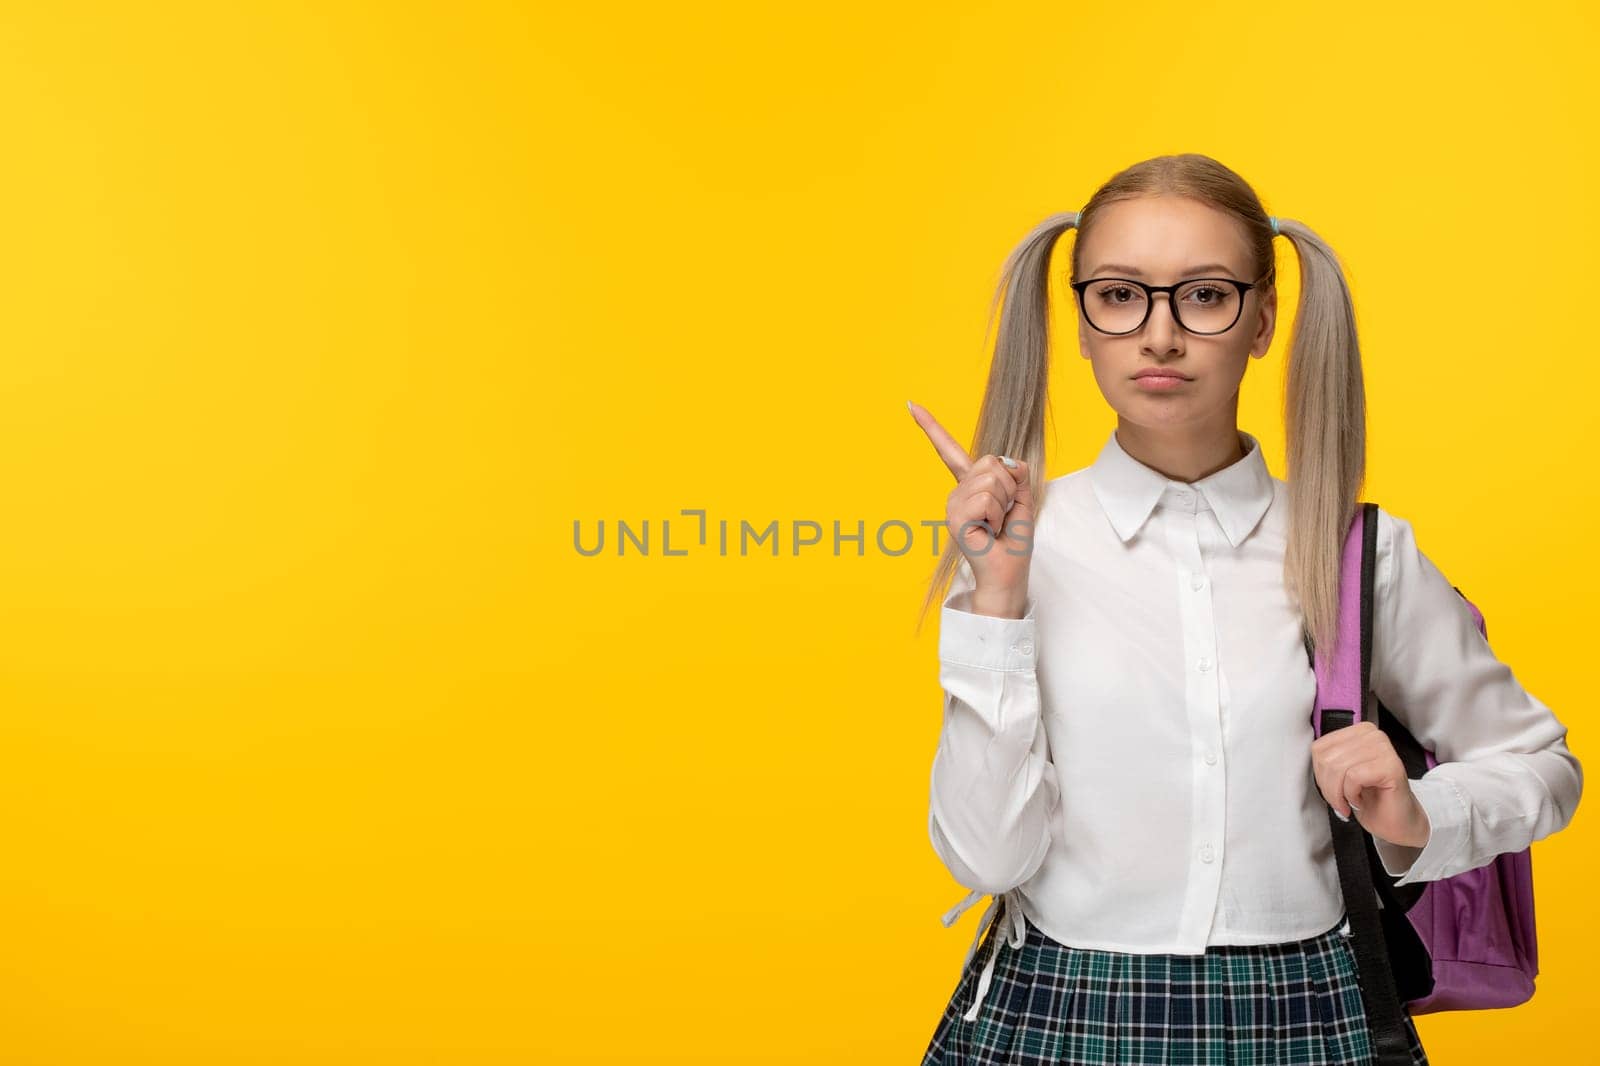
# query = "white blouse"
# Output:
<box><xmin>929</xmin><ymin>428</ymin><xmax>1583</xmax><ymax>1022</ymax></box>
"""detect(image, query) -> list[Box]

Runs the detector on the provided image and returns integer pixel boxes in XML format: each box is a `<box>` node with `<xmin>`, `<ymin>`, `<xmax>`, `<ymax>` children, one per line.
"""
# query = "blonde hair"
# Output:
<box><xmin>917</xmin><ymin>152</ymin><xmax>1365</xmax><ymax>658</ymax></box>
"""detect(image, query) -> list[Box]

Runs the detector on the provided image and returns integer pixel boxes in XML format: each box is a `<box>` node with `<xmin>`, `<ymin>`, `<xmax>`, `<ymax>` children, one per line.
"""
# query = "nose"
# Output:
<box><xmin>1140</xmin><ymin>291</ymin><xmax>1185</xmax><ymax>354</ymax></box>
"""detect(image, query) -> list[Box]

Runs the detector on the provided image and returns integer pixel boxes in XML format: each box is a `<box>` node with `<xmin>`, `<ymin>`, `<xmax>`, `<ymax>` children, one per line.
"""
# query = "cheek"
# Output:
<box><xmin>1187</xmin><ymin>345</ymin><xmax>1253</xmax><ymax>387</ymax></box>
<box><xmin>1080</xmin><ymin>335</ymin><xmax>1122</xmax><ymax>368</ymax></box>
<box><xmin>1083</xmin><ymin>351</ymin><xmax>1119</xmax><ymax>392</ymax></box>
<box><xmin>1217</xmin><ymin>351</ymin><xmax>1254</xmax><ymax>386</ymax></box>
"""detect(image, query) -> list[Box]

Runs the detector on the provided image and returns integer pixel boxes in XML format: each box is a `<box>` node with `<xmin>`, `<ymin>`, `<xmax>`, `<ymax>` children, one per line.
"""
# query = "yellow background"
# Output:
<box><xmin>0</xmin><ymin>2</ymin><xmax>1591</xmax><ymax>1062</ymax></box>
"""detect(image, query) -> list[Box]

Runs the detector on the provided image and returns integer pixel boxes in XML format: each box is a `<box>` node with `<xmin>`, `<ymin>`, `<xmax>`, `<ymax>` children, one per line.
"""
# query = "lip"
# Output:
<box><xmin>1133</xmin><ymin>371</ymin><xmax>1191</xmax><ymax>393</ymax></box>
<box><xmin>1132</xmin><ymin>369</ymin><xmax>1193</xmax><ymax>381</ymax></box>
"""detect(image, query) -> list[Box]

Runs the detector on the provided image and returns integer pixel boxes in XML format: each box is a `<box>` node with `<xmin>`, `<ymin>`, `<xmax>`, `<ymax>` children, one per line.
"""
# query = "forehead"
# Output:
<box><xmin>1078</xmin><ymin>196</ymin><xmax>1252</xmax><ymax>278</ymax></box>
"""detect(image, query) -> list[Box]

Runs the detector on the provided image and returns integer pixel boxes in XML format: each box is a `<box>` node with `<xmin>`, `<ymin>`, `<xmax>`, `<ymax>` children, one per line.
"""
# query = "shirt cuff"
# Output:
<box><xmin>938</xmin><ymin>591</ymin><xmax>1039</xmax><ymax>672</ymax></box>
<box><xmin>1372</xmin><ymin>772</ymin><xmax>1470</xmax><ymax>886</ymax></box>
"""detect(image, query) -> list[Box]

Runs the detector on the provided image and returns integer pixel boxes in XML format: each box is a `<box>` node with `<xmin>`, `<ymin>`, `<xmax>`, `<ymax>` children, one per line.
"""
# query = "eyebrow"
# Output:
<box><xmin>1087</xmin><ymin>262</ymin><xmax>1242</xmax><ymax>279</ymax></box>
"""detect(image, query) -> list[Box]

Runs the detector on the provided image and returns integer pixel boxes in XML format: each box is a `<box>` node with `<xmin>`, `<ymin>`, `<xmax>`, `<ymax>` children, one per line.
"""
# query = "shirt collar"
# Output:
<box><xmin>1088</xmin><ymin>427</ymin><xmax>1273</xmax><ymax>548</ymax></box>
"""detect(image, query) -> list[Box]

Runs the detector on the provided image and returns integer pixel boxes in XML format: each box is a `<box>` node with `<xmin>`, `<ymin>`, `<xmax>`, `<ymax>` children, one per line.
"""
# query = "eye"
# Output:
<box><xmin>1093</xmin><ymin>283</ymin><xmax>1140</xmax><ymax>304</ymax></box>
<box><xmin>1184</xmin><ymin>285</ymin><xmax>1228</xmax><ymax>305</ymax></box>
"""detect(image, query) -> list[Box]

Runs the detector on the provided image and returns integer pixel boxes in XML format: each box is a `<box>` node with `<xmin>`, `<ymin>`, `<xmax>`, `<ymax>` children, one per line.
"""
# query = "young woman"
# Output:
<box><xmin>907</xmin><ymin>153</ymin><xmax>1583</xmax><ymax>1065</ymax></box>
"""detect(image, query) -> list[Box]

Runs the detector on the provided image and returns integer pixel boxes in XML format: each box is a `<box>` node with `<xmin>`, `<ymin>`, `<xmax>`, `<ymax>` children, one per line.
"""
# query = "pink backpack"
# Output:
<box><xmin>1308</xmin><ymin>502</ymin><xmax>1539</xmax><ymax>1066</ymax></box>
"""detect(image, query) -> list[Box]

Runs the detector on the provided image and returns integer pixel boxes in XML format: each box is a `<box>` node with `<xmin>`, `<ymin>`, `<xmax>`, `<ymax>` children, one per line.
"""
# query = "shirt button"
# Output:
<box><xmin>1200</xmin><ymin>844</ymin><xmax>1215</xmax><ymax>863</ymax></box>
<box><xmin>1204</xmin><ymin>751</ymin><xmax>1218</xmax><ymax>765</ymax></box>
<box><xmin>1016</xmin><ymin>640</ymin><xmax>1034</xmax><ymax>656</ymax></box>
<box><xmin>1197</xmin><ymin>656</ymin><xmax>1212</xmax><ymax>672</ymax></box>
<box><xmin>1190</xmin><ymin>573</ymin><xmax>1205</xmax><ymax>591</ymax></box>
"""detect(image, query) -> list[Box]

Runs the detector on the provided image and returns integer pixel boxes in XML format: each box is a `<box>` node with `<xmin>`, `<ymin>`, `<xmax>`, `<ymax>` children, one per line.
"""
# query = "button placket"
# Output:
<box><xmin>1166</xmin><ymin>500</ymin><xmax>1227</xmax><ymax>944</ymax></box>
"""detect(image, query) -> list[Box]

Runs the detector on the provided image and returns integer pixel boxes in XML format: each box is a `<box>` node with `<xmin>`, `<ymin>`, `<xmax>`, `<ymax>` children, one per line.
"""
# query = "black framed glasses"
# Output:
<box><xmin>1068</xmin><ymin>270</ymin><xmax>1273</xmax><ymax>336</ymax></box>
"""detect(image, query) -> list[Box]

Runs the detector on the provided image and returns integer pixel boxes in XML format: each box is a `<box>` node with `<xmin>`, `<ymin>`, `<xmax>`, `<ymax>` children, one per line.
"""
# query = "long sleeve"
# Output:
<box><xmin>927</xmin><ymin>558</ymin><xmax>1059</xmax><ymax>896</ymax></box>
<box><xmin>1367</xmin><ymin>507</ymin><xmax>1584</xmax><ymax>886</ymax></box>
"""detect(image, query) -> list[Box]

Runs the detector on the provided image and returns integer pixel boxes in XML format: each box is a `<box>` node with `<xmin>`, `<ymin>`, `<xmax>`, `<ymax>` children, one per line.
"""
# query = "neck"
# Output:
<box><xmin>1115</xmin><ymin>418</ymin><xmax>1247</xmax><ymax>484</ymax></box>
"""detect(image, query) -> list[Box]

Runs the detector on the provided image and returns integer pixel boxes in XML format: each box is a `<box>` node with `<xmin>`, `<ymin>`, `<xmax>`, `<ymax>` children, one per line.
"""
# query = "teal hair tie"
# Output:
<box><xmin>1269</xmin><ymin>216</ymin><xmax>1280</xmax><ymax>235</ymax></box>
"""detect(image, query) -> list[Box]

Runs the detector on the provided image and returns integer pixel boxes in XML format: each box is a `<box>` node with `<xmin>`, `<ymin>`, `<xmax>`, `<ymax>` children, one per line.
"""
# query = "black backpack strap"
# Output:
<box><xmin>1320</xmin><ymin>501</ymin><xmax>1417</xmax><ymax>1066</ymax></box>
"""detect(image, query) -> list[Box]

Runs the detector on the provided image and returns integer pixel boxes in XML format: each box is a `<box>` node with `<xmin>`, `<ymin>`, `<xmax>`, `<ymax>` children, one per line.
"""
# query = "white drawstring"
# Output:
<box><xmin>941</xmin><ymin>888</ymin><xmax>1028</xmax><ymax>1022</ymax></box>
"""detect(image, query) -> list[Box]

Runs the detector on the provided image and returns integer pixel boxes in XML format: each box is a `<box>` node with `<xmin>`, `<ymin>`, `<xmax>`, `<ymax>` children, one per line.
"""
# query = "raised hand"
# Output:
<box><xmin>907</xmin><ymin>400</ymin><xmax>1035</xmax><ymax>617</ymax></box>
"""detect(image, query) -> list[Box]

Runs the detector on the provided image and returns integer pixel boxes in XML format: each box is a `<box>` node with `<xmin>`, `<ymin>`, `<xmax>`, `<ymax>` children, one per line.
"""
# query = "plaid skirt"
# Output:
<box><xmin>922</xmin><ymin>899</ymin><xmax>1428</xmax><ymax>1065</ymax></box>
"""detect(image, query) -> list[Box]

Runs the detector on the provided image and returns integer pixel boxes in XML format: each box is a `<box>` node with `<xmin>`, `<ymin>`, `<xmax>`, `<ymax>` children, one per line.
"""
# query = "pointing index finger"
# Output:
<box><xmin>907</xmin><ymin>400</ymin><xmax>973</xmax><ymax>481</ymax></box>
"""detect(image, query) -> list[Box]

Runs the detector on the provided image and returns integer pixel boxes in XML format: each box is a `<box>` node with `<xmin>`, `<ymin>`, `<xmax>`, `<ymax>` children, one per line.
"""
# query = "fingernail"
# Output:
<box><xmin>1335</xmin><ymin>809</ymin><xmax>1350</xmax><ymax>822</ymax></box>
<box><xmin>1349</xmin><ymin>803</ymin><xmax>1362</xmax><ymax>812</ymax></box>
<box><xmin>999</xmin><ymin>455</ymin><xmax>1018</xmax><ymax>468</ymax></box>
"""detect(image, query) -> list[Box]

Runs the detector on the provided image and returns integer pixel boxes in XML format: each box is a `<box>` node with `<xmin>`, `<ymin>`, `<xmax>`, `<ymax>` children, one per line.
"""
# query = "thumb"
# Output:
<box><xmin>999</xmin><ymin>456</ymin><xmax>1037</xmax><ymax>523</ymax></box>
